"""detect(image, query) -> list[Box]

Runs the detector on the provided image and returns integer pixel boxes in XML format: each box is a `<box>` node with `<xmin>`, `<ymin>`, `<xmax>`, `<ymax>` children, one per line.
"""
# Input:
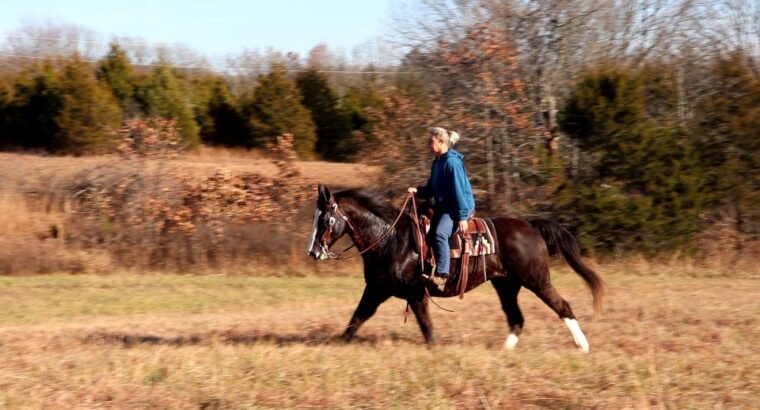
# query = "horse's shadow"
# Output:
<box><xmin>81</xmin><ymin>326</ymin><xmax>411</xmax><ymax>348</ymax></box>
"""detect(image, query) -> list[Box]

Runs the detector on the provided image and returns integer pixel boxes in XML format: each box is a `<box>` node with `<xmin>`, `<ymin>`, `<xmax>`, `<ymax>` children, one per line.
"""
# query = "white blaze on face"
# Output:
<box><xmin>563</xmin><ymin>318</ymin><xmax>590</xmax><ymax>353</ymax></box>
<box><xmin>307</xmin><ymin>209</ymin><xmax>322</xmax><ymax>254</ymax></box>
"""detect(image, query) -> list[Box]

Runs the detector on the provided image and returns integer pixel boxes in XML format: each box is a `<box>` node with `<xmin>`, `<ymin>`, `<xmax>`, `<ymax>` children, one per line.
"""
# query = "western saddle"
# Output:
<box><xmin>415</xmin><ymin>215</ymin><xmax>497</xmax><ymax>298</ymax></box>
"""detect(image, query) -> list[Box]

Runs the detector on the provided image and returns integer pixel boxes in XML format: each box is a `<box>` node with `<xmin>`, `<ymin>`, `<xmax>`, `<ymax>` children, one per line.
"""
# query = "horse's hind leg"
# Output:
<box><xmin>341</xmin><ymin>285</ymin><xmax>390</xmax><ymax>343</ymax></box>
<box><xmin>524</xmin><ymin>277</ymin><xmax>590</xmax><ymax>352</ymax></box>
<box><xmin>491</xmin><ymin>276</ymin><xmax>524</xmax><ymax>349</ymax></box>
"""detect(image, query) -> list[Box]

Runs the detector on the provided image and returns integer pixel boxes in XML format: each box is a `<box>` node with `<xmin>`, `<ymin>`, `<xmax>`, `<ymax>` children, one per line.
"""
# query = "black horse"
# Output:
<box><xmin>307</xmin><ymin>185</ymin><xmax>604</xmax><ymax>351</ymax></box>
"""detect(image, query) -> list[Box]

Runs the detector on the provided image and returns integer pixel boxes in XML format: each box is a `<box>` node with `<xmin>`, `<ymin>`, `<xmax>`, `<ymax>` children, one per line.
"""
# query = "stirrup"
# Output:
<box><xmin>423</xmin><ymin>274</ymin><xmax>447</xmax><ymax>291</ymax></box>
<box><xmin>420</xmin><ymin>259</ymin><xmax>445</xmax><ymax>290</ymax></box>
<box><xmin>431</xmin><ymin>275</ymin><xmax>447</xmax><ymax>291</ymax></box>
<box><xmin>420</xmin><ymin>261</ymin><xmax>435</xmax><ymax>280</ymax></box>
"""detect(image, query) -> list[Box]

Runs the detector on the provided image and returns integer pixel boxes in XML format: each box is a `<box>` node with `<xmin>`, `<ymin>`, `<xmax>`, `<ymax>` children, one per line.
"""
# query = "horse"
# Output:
<box><xmin>307</xmin><ymin>184</ymin><xmax>604</xmax><ymax>352</ymax></box>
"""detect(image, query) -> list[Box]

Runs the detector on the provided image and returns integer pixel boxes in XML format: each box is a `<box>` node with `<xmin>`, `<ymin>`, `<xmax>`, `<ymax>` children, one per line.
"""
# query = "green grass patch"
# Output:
<box><xmin>0</xmin><ymin>273</ymin><xmax>364</xmax><ymax>325</ymax></box>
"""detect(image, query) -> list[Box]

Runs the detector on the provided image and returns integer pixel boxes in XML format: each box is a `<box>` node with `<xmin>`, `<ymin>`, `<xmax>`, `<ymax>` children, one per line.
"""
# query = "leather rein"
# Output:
<box><xmin>322</xmin><ymin>191</ymin><xmax>423</xmax><ymax>262</ymax></box>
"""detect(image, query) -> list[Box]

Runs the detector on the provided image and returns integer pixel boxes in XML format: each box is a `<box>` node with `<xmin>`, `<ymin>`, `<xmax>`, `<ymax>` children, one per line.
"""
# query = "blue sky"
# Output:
<box><xmin>0</xmin><ymin>0</ymin><xmax>404</xmax><ymax>60</ymax></box>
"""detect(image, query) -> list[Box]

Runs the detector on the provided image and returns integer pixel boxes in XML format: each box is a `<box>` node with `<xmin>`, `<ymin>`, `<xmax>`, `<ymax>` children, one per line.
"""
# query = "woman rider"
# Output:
<box><xmin>408</xmin><ymin>127</ymin><xmax>476</xmax><ymax>290</ymax></box>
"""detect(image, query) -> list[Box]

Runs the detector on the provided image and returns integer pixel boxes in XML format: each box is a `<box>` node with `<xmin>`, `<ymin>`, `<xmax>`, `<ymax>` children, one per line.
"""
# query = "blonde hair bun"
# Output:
<box><xmin>449</xmin><ymin>131</ymin><xmax>460</xmax><ymax>146</ymax></box>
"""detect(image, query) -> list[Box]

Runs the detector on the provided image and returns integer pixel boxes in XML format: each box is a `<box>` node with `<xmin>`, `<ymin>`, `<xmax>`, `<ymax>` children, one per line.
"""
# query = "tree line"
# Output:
<box><xmin>0</xmin><ymin>42</ymin><xmax>367</xmax><ymax>161</ymax></box>
<box><xmin>1</xmin><ymin>0</ymin><xmax>758</xmax><ymax>256</ymax></box>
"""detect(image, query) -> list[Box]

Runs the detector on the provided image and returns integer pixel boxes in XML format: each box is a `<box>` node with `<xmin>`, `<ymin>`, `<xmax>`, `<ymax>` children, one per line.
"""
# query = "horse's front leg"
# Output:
<box><xmin>341</xmin><ymin>285</ymin><xmax>390</xmax><ymax>342</ymax></box>
<box><xmin>408</xmin><ymin>295</ymin><xmax>435</xmax><ymax>346</ymax></box>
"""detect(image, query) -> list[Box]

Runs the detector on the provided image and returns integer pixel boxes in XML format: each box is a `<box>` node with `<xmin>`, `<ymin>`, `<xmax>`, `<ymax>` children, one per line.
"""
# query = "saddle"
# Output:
<box><xmin>416</xmin><ymin>216</ymin><xmax>497</xmax><ymax>260</ymax></box>
<box><xmin>413</xmin><ymin>215</ymin><xmax>497</xmax><ymax>299</ymax></box>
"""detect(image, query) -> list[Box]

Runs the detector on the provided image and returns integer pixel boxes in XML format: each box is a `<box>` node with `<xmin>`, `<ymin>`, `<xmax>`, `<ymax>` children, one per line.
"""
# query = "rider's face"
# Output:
<box><xmin>428</xmin><ymin>135</ymin><xmax>444</xmax><ymax>155</ymax></box>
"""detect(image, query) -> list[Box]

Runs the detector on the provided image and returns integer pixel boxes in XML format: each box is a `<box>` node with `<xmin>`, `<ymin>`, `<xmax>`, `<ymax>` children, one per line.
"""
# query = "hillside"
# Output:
<box><xmin>0</xmin><ymin>150</ymin><xmax>380</xmax><ymax>191</ymax></box>
<box><xmin>0</xmin><ymin>149</ymin><xmax>381</xmax><ymax>274</ymax></box>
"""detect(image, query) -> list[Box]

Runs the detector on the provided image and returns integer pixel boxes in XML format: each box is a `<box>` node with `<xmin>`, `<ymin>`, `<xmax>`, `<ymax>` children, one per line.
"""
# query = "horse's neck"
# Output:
<box><xmin>341</xmin><ymin>202</ymin><xmax>396</xmax><ymax>252</ymax></box>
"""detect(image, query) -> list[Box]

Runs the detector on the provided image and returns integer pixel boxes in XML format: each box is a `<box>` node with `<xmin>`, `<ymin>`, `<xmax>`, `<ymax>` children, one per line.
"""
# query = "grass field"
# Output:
<box><xmin>0</xmin><ymin>149</ymin><xmax>380</xmax><ymax>191</ymax></box>
<box><xmin>0</xmin><ymin>270</ymin><xmax>757</xmax><ymax>408</ymax></box>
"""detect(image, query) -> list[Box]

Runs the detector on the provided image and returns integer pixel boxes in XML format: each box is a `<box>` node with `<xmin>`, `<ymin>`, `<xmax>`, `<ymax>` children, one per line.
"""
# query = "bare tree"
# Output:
<box><xmin>692</xmin><ymin>0</ymin><xmax>760</xmax><ymax>81</ymax></box>
<box><xmin>386</xmin><ymin>9</ymin><xmax>539</xmax><ymax>210</ymax></box>
<box><xmin>0</xmin><ymin>22</ymin><xmax>104</xmax><ymax>74</ymax></box>
<box><xmin>3</xmin><ymin>21</ymin><xmax>104</xmax><ymax>58</ymax></box>
<box><xmin>388</xmin><ymin>0</ymin><xmax>707</xmax><ymax>181</ymax></box>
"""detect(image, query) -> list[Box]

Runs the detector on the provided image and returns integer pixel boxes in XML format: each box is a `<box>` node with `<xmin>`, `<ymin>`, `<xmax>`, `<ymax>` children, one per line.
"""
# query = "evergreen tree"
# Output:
<box><xmin>55</xmin><ymin>56</ymin><xmax>122</xmax><ymax>153</ymax></box>
<box><xmin>339</xmin><ymin>84</ymin><xmax>384</xmax><ymax>136</ymax></box>
<box><xmin>200</xmin><ymin>78</ymin><xmax>248</xmax><ymax>147</ymax></box>
<box><xmin>558</xmin><ymin>65</ymin><xmax>705</xmax><ymax>253</ymax></box>
<box><xmin>242</xmin><ymin>65</ymin><xmax>316</xmax><ymax>158</ymax></box>
<box><xmin>4</xmin><ymin>58</ymin><xmax>121</xmax><ymax>153</ymax></box>
<box><xmin>296</xmin><ymin>69</ymin><xmax>356</xmax><ymax>161</ymax></box>
<box><xmin>134</xmin><ymin>64</ymin><xmax>200</xmax><ymax>148</ymax></box>
<box><xmin>6</xmin><ymin>63</ymin><xmax>62</xmax><ymax>150</ymax></box>
<box><xmin>0</xmin><ymin>77</ymin><xmax>10</xmax><ymax>148</ymax></box>
<box><xmin>96</xmin><ymin>42</ymin><xmax>136</xmax><ymax>114</ymax></box>
<box><xmin>560</xmin><ymin>66</ymin><xmax>645</xmax><ymax>180</ymax></box>
<box><xmin>692</xmin><ymin>52</ymin><xmax>760</xmax><ymax>234</ymax></box>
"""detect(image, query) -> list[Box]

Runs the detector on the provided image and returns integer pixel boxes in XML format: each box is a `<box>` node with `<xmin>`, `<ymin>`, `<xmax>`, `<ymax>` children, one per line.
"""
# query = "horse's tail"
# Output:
<box><xmin>529</xmin><ymin>219</ymin><xmax>605</xmax><ymax>313</ymax></box>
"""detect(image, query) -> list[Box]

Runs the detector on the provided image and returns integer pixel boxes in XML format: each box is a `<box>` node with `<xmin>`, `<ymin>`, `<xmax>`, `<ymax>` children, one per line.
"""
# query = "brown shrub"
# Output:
<box><xmin>55</xmin><ymin>124</ymin><xmax>313</xmax><ymax>271</ymax></box>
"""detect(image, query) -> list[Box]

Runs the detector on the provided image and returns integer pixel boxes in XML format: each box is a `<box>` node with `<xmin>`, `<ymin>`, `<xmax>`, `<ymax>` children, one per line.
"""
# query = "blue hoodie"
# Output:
<box><xmin>417</xmin><ymin>148</ymin><xmax>476</xmax><ymax>221</ymax></box>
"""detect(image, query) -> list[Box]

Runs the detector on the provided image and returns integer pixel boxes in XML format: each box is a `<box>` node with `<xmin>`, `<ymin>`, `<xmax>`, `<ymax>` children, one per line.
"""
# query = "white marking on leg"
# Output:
<box><xmin>504</xmin><ymin>333</ymin><xmax>519</xmax><ymax>350</ymax></box>
<box><xmin>306</xmin><ymin>209</ymin><xmax>322</xmax><ymax>254</ymax></box>
<box><xmin>563</xmin><ymin>318</ymin><xmax>590</xmax><ymax>353</ymax></box>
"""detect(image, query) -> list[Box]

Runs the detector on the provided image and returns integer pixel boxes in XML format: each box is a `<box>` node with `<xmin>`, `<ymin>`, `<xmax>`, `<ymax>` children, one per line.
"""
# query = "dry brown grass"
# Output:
<box><xmin>0</xmin><ymin>191</ymin><xmax>110</xmax><ymax>274</ymax></box>
<box><xmin>595</xmin><ymin>254</ymin><xmax>760</xmax><ymax>279</ymax></box>
<box><xmin>0</xmin><ymin>272</ymin><xmax>757</xmax><ymax>408</ymax></box>
<box><xmin>186</xmin><ymin>145</ymin><xmax>379</xmax><ymax>185</ymax></box>
<box><xmin>0</xmin><ymin>150</ymin><xmax>380</xmax><ymax>274</ymax></box>
<box><xmin>0</xmin><ymin>151</ymin><xmax>380</xmax><ymax>189</ymax></box>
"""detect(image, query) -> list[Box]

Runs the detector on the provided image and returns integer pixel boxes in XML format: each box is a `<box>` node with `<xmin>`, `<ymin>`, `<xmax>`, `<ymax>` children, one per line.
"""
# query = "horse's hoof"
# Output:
<box><xmin>504</xmin><ymin>333</ymin><xmax>519</xmax><ymax>350</ymax></box>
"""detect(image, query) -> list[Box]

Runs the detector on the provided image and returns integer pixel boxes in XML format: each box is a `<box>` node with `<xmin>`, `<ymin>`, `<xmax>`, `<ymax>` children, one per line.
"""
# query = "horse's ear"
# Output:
<box><xmin>317</xmin><ymin>184</ymin><xmax>332</xmax><ymax>206</ymax></box>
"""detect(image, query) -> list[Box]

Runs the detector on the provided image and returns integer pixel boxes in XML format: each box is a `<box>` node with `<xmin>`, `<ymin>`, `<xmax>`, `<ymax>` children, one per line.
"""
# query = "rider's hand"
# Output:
<box><xmin>407</xmin><ymin>187</ymin><xmax>417</xmax><ymax>194</ymax></box>
<box><xmin>458</xmin><ymin>220</ymin><xmax>469</xmax><ymax>233</ymax></box>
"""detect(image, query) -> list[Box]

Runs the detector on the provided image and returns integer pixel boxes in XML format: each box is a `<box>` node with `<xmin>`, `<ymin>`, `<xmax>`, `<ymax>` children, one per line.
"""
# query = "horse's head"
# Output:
<box><xmin>307</xmin><ymin>184</ymin><xmax>351</xmax><ymax>260</ymax></box>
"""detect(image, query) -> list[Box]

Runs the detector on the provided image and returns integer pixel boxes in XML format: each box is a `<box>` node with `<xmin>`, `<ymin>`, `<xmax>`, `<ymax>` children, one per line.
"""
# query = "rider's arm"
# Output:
<box><xmin>415</xmin><ymin>183</ymin><xmax>432</xmax><ymax>199</ymax></box>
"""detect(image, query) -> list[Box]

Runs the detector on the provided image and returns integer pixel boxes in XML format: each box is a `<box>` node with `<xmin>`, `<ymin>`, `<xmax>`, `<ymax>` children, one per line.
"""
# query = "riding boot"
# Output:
<box><xmin>431</xmin><ymin>274</ymin><xmax>447</xmax><ymax>291</ymax></box>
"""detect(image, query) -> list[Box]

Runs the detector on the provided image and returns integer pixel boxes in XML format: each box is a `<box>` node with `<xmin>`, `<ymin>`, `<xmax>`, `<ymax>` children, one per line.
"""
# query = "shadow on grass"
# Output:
<box><xmin>80</xmin><ymin>326</ymin><xmax>413</xmax><ymax>348</ymax></box>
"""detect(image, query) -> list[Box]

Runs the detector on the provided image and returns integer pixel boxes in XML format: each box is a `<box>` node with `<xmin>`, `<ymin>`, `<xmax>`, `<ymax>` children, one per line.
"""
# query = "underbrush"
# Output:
<box><xmin>0</xmin><ymin>120</ymin><xmax>756</xmax><ymax>276</ymax></box>
<box><xmin>0</xmin><ymin>123</ymin><xmax>324</xmax><ymax>274</ymax></box>
<box><xmin>1</xmin><ymin>188</ymin><xmax>757</xmax><ymax>276</ymax></box>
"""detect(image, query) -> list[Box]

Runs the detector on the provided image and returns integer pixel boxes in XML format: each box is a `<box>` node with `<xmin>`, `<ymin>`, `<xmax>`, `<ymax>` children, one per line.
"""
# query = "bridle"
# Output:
<box><xmin>316</xmin><ymin>191</ymin><xmax>421</xmax><ymax>261</ymax></box>
<box><xmin>317</xmin><ymin>199</ymin><xmax>355</xmax><ymax>259</ymax></box>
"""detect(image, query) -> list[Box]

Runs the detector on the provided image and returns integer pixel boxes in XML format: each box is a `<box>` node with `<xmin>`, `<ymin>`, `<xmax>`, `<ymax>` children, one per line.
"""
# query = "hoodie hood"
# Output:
<box><xmin>442</xmin><ymin>148</ymin><xmax>464</xmax><ymax>160</ymax></box>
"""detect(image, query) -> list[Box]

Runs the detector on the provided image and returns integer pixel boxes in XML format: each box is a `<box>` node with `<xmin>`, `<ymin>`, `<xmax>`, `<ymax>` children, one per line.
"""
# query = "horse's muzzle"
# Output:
<box><xmin>308</xmin><ymin>246</ymin><xmax>330</xmax><ymax>260</ymax></box>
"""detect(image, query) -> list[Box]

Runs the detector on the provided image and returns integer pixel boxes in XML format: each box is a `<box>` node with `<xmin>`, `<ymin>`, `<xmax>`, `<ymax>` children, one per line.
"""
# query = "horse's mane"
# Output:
<box><xmin>334</xmin><ymin>188</ymin><xmax>403</xmax><ymax>223</ymax></box>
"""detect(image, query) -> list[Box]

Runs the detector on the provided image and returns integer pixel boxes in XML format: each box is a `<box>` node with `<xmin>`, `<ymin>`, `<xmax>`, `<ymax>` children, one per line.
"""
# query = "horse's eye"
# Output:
<box><xmin>329</xmin><ymin>217</ymin><xmax>336</xmax><ymax>225</ymax></box>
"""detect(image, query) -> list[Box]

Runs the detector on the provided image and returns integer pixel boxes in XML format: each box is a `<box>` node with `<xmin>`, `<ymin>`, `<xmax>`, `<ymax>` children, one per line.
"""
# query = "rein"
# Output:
<box><xmin>326</xmin><ymin>191</ymin><xmax>456</xmax><ymax>314</ymax></box>
<box><xmin>327</xmin><ymin>192</ymin><xmax>418</xmax><ymax>260</ymax></box>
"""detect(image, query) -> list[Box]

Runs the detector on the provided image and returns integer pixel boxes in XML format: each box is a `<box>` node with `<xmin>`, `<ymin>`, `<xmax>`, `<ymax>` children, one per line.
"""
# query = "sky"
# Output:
<box><xmin>0</xmin><ymin>0</ymin><xmax>406</xmax><ymax>62</ymax></box>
